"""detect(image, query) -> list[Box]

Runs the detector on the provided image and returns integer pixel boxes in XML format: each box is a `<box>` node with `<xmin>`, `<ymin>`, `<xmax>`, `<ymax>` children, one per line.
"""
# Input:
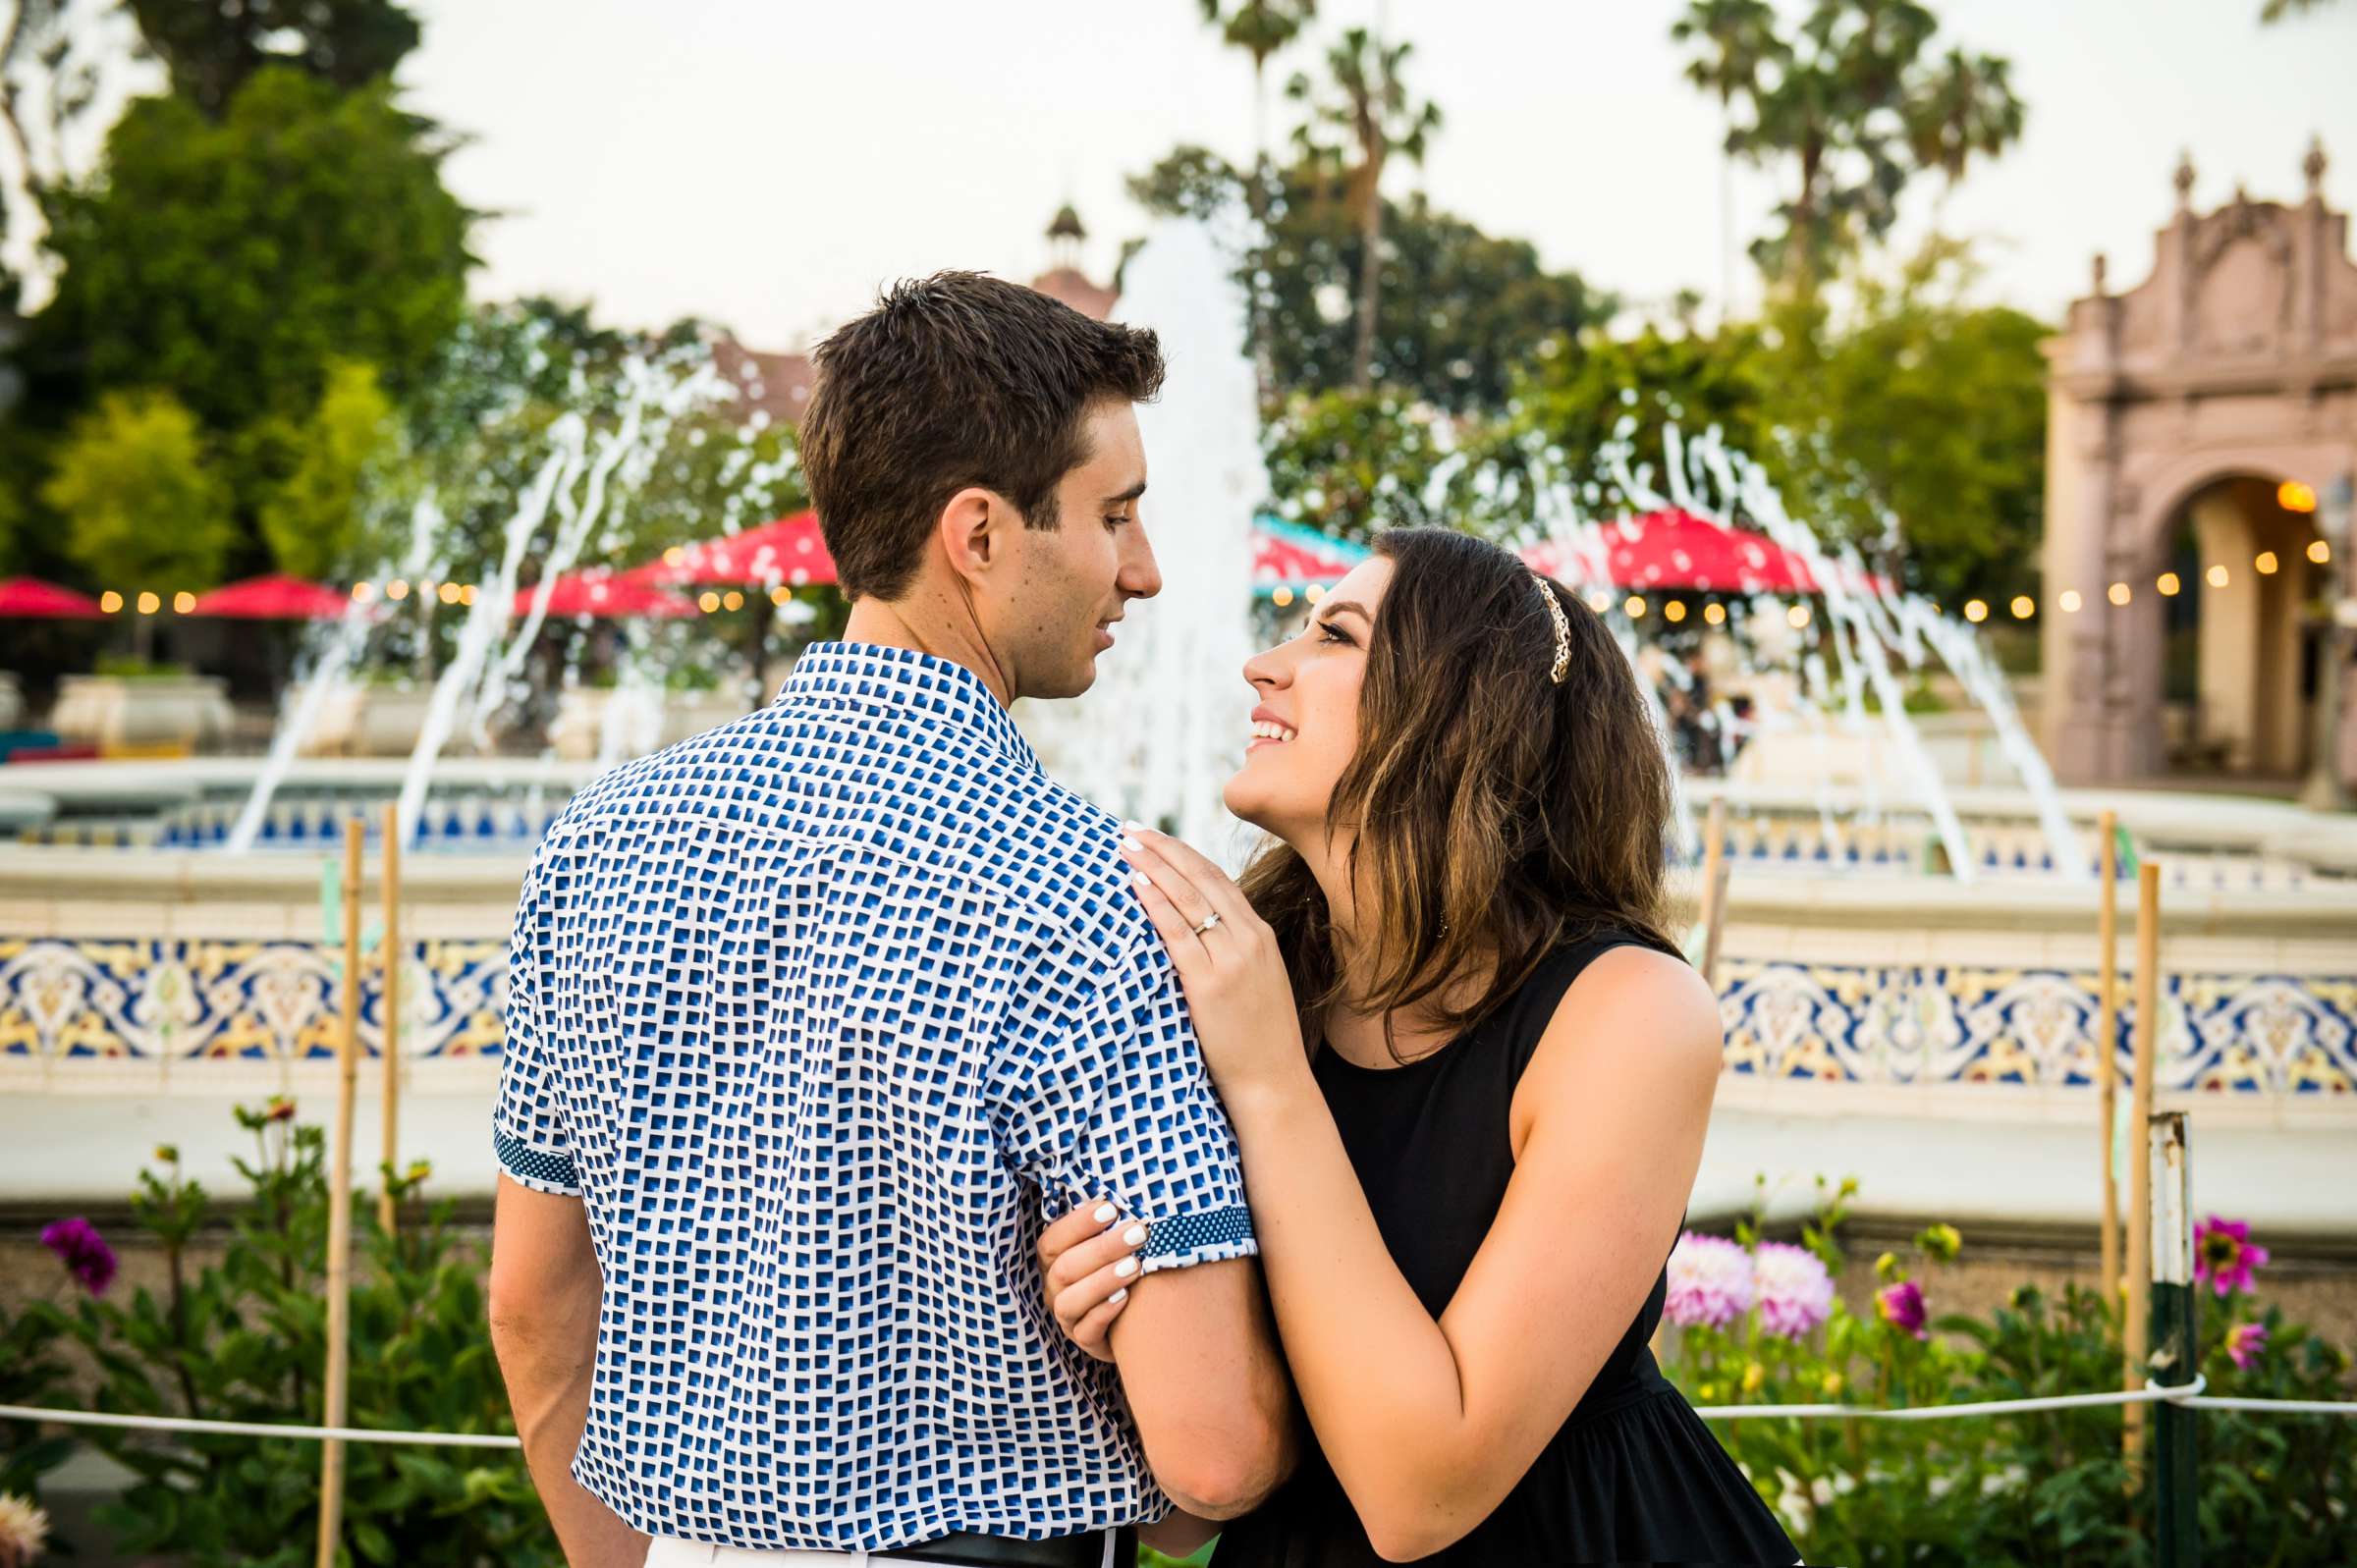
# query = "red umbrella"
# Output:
<box><xmin>1522</xmin><ymin>510</ymin><xmax>1881</xmax><ymax>595</ymax></box>
<box><xmin>0</xmin><ymin>576</ymin><xmax>104</xmax><ymax>619</ymax></box>
<box><xmin>187</xmin><ymin>573</ymin><xmax>352</xmax><ymax>620</ymax></box>
<box><xmin>633</xmin><ymin>510</ymin><xmax>837</xmax><ymax>589</ymax></box>
<box><xmin>514</xmin><ymin>568</ymin><xmax>698</xmax><ymax>620</ymax></box>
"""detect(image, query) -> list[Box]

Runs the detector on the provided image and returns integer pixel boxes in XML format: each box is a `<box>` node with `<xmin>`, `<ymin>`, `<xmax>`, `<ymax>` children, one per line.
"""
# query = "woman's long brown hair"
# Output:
<box><xmin>1239</xmin><ymin>526</ymin><xmax>1676</xmax><ymax>1059</ymax></box>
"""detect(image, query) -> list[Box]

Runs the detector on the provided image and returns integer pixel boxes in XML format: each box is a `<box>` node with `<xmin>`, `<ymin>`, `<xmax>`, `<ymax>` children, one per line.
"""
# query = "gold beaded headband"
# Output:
<box><xmin>1532</xmin><ymin>573</ymin><xmax>1570</xmax><ymax>685</ymax></box>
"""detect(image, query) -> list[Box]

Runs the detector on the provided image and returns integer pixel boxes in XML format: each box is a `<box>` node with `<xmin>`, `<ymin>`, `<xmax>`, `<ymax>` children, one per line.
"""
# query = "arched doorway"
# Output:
<box><xmin>2158</xmin><ymin>476</ymin><xmax>2330</xmax><ymax>779</ymax></box>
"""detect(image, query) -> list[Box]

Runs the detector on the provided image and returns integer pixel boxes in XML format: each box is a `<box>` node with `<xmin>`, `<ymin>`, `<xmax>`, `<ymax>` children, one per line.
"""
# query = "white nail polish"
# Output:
<box><xmin>1108</xmin><ymin>1287</ymin><xmax>1127</xmax><ymax>1305</ymax></box>
<box><xmin>1120</xmin><ymin>836</ymin><xmax>1143</xmax><ymax>853</ymax></box>
<box><xmin>1093</xmin><ymin>1203</ymin><xmax>1118</xmax><ymax>1225</ymax></box>
<box><xmin>1123</xmin><ymin>1223</ymin><xmax>1147</xmax><ymax>1248</ymax></box>
<box><xmin>1114</xmin><ymin>1256</ymin><xmax>1139</xmax><ymax>1279</ymax></box>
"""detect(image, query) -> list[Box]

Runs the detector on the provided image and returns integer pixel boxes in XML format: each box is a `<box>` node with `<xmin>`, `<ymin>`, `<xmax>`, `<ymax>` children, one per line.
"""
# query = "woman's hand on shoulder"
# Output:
<box><xmin>1118</xmin><ymin>823</ymin><xmax>1307</xmax><ymax>1098</ymax></box>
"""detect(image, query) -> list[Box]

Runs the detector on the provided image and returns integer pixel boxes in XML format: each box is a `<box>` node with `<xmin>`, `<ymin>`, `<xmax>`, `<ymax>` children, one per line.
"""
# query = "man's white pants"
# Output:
<box><xmin>642</xmin><ymin>1533</ymin><xmax>1122</xmax><ymax>1567</ymax></box>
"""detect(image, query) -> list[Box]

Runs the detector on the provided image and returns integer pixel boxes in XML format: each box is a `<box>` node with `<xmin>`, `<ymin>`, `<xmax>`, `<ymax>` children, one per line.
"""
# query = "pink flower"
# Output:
<box><xmin>1665</xmin><ymin>1232</ymin><xmax>1754</xmax><ymax>1329</ymax></box>
<box><xmin>1876</xmin><ymin>1279</ymin><xmax>1929</xmax><ymax>1339</ymax></box>
<box><xmin>1753</xmin><ymin>1242</ymin><xmax>1836</xmax><ymax>1339</ymax></box>
<box><xmin>2194</xmin><ymin>1217</ymin><xmax>2271</xmax><ymax>1298</ymax></box>
<box><xmin>2224</xmin><ymin>1322</ymin><xmax>2269</xmax><ymax>1371</ymax></box>
<box><xmin>39</xmin><ymin>1216</ymin><xmax>117</xmax><ymax>1297</ymax></box>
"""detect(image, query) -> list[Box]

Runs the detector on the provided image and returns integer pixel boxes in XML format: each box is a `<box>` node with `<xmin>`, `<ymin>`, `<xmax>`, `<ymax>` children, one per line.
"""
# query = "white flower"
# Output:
<box><xmin>0</xmin><ymin>1492</ymin><xmax>51</xmax><ymax>1564</ymax></box>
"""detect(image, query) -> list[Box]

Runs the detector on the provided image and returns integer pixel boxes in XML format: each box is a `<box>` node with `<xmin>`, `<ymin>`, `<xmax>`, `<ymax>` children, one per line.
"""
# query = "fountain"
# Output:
<box><xmin>3</xmin><ymin>228</ymin><xmax>2354</xmax><ymax>1239</ymax></box>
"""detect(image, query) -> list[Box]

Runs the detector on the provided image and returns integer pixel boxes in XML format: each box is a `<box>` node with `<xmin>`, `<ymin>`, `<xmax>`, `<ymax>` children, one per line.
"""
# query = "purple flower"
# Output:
<box><xmin>1665</xmin><ymin>1232</ymin><xmax>1754</xmax><ymax>1329</ymax></box>
<box><xmin>39</xmin><ymin>1217</ymin><xmax>117</xmax><ymax>1297</ymax></box>
<box><xmin>2224</xmin><ymin>1321</ymin><xmax>2269</xmax><ymax>1371</ymax></box>
<box><xmin>1753</xmin><ymin>1241</ymin><xmax>1836</xmax><ymax>1339</ymax></box>
<box><xmin>1877</xmin><ymin>1279</ymin><xmax>1929</xmax><ymax>1339</ymax></box>
<box><xmin>2194</xmin><ymin>1217</ymin><xmax>2270</xmax><ymax>1299</ymax></box>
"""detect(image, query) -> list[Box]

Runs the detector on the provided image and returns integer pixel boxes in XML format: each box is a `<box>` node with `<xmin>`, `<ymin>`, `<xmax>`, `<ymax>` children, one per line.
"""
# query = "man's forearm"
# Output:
<box><xmin>493</xmin><ymin>1322</ymin><xmax>650</xmax><ymax>1567</ymax></box>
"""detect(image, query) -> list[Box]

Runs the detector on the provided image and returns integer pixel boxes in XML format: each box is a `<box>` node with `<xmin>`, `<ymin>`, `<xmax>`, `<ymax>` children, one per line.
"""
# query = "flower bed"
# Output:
<box><xmin>3</xmin><ymin>1129</ymin><xmax>2349</xmax><ymax>1566</ymax></box>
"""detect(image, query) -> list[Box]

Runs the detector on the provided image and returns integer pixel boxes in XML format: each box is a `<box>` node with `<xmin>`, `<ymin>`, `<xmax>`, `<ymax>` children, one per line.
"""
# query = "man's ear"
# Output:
<box><xmin>934</xmin><ymin>485</ymin><xmax>1015</xmax><ymax>589</ymax></box>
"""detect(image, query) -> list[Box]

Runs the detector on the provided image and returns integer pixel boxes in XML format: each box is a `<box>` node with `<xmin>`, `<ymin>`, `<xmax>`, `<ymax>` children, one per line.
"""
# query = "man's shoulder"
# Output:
<box><xmin>958</xmin><ymin>765</ymin><xmax>1160</xmax><ymax>968</ymax></box>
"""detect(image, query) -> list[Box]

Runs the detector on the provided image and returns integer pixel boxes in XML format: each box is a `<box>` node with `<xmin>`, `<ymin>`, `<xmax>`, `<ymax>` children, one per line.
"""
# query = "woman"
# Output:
<box><xmin>1042</xmin><ymin>528</ymin><xmax>1798</xmax><ymax>1565</ymax></box>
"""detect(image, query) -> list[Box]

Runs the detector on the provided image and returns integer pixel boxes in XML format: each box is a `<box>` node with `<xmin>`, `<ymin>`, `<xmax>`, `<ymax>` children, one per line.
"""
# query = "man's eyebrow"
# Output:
<box><xmin>1102</xmin><ymin>478</ymin><xmax>1147</xmax><ymax>507</ymax></box>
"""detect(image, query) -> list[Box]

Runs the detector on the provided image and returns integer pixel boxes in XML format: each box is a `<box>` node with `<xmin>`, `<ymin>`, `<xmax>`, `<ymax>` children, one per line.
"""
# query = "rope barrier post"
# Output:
<box><xmin>2097</xmin><ymin>808</ymin><xmax>2121</xmax><ymax>1308</ymax></box>
<box><xmin>317</xmin><ymin>818</ymin><xmax>364</xmax><ymax>1568</ymax></box>
<box><xmin>1699</xmin><ymin>796</ymin><xmax>1731</xmax><ymax>992</ymax></box>
<box><xmin>2123</xmin><ymin>859</ymin><xmax>2162</xmax><ymax>1474</ymax></box>
<box><xmin>2148</xmin><ymin>1110</ymin><xmax>2198</xmax><ymax>1568</ymax></box>
<box><xmin>377</xmin><ymin>800</ymin><xmax>402</xmax><ymax>1238</ymax></box>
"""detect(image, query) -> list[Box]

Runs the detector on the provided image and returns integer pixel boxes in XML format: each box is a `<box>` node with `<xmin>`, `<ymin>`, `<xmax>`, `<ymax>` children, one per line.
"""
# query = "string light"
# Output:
<box><xmin>2256</xmin><ymin>551</ymin><xmax>2278</xmax><ymax>575</ymax></box>
<box><xmin>1964</xmin><ymin>599</ymin><xmax>1989</xmax><ymax>623</ymax></box>
<box><xmin>2058</xmin><ymin>590</ymin><xmax>2082</xmax><ymax>613</ymax></box>
<box><xmin>352</xmin><ymin>582</ymin><xmax>377</xmax><ymax>604</ymax></box>
<box><xmin>771</xmin><ymin>586</ymin><xmax>792</xmax><ymax>606</ymax></box>
<box><xmin>386</xmin><ymin>579</ymin><xmax>411</xmax><ymax>601</ymax></box>
<box><xmin>172</xmin><ymin>591</ymin><xmax>194</xmax><ymax>614</ymax></box>
<box><xmin>137</xmin><ymin>591</ymin><xmax>160</xmax><ymax>615</ymax></box>
<box><xmin>1585</xmin><ymin>589</ymin><xmax>1613</xmax><ymax>614</ymax></box>
<box><xmin>698</xmin><ymin>591</ymin><xmax>721</xmax><ymax>613</ymax></box>
<box><xmin>2157</xmin><ymin>572</ymin><xmax>2180</xmax><ymax>597</ymax></box>
<box><xmin>1304</xmin><ymin>583</ymin><xmax>1326</xmax><ymax>604</ymax></box>
<box><xmin>2207</xmin><ymin>565</ymin><xmax>2229</xmax><ymax>589</ymax></box>
<box><xmin>459</xmin><ymin>585</ymin><xmax>478</xmax><ymax>607</ymax></box>
<box><xmin>723</xmin><ymin>590</ymin><xmax>745</xmax><ymax>612</ymax></box>
<box><xmin>436</xmin><ymin>581</ymin><xmax>462</xmax><ymax>605</ymax></box>
<box><xmin>100</xmin><ymin>591</ymin><xmax>123</xmax><ymax>614</ymax></box>
<box><xmin>1624</xmin><ymin>595</ymin><xmax>1648</xmax><ymax>619</ymax></box>
<box><xmin>2010</xmin><ymin>596</ymin><xmax>2035</xmax><ymax>620</ymax></box>
<box><xmin>2311</xmin><ymin>540</ymin><xmax>2332</xmax><ymax>565</ymax></box>
<box><xmin>1664</xmin><ymin>600</ymin><xmax>1687</xmax><ymax>623</ymax></box>
<box><xmin>2107</xmin><ymin>582</ymin><xmax>2132</xmax><ymax>607</ymax></box>
<box><xmin>664</xmin><ymin>546</ymin><xmax>687</xmax><ymax>566</ymax></box>
<box><xmin>1271</xmin><ymin>586</ymin><xmax>1293</xmax><ymax>607</ymax></box>
<box><xmin>2278</xmin><ymin>480</ymin><xmax>2318</xmax><ymax>514</ymax></box>
<box><xmin>1786</xmin><ymin>605</ymin><xmax>1812</xmax><ymax>629</ymax></box>
<box><xmin>1703</xmin><ymin>603</ymin><xmax>1727</xmax><ymax>625</ymax></box>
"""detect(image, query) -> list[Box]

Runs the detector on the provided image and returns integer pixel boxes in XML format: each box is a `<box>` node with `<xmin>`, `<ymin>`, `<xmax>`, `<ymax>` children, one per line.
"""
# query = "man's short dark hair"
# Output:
<box><xmin>799</xmin><ymin>271</ymin><xmax>1166</xmax><ymax>601</ymax></box>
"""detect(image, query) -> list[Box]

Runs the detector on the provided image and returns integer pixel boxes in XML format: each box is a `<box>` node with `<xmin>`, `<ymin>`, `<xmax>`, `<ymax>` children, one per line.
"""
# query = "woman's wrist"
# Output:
<box><xmin>1217</xmin><ymin>1052</ymin><xmax>1322</xmax><ymax>1129</ymax></box>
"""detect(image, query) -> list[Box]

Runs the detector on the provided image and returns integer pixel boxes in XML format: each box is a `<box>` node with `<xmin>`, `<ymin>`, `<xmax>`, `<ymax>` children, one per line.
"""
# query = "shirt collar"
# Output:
<box><xmin>781</xmin><ymin>641</ymin><xmax>1040</xmax><ymax>772</ymax></box>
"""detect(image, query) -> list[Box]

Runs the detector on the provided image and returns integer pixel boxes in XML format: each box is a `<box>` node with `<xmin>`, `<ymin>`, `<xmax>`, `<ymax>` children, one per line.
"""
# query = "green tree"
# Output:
<box><xmin>1672</xmin><ymin>0</ymin><xmax>1782</xmax><ymax>307</ymax></box>
<box><xmin>1</xmin><ymin>0</ymin><xmax>148</xmax><ymax>306</ymax></box>
<box><xmin>27</xmin><ymin>68</ymin><xmax>469</xmax><ymax>439</ymax></box>
<box><xmin>1757</xmin><ymin>241</ymin><xmax>2048</xmax><ymax>604</ymax></box>
<box><xmin>257</xmin><ymin>358</ymin><xmax>400</xmax><ymax>579</ymax></box>
<box><xmin>1127</xmin><ymin>148</ymin><xmax>1606</xmax><ymax>412</ymax></box>
<box><xmin>1286</xmin><ymin>27</ymin><xmax>1442</xmax><ymax>391</ymax></box>
<box><xmin>1262</xmin><ymin>386</ymin><xmax>1458</xmax><ymax>540</ymax></box>
<box><xmin>124</xmin><ymin>0</ymin><xmax>420</xmax><ymax>119</ymax></box>
<box><xmin>42</xmin><ymin>388</ymin><xmax>235</xmax><ymax>648</ymax></box>
<box><xmin>1673</xmin><ymin>0</ymin><xmax>2025</xmax><ymax>291</ymax></box>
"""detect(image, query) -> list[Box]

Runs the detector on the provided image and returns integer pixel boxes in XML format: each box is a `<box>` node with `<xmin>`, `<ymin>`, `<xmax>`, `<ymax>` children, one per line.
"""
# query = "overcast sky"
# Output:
<box><xmin>393</xmin><ymin>1</ymin><xmax>2347</xmax><ymax>347</ymax></box>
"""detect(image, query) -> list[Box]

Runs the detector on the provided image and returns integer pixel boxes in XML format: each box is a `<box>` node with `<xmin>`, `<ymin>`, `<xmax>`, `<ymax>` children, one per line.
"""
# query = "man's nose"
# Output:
<box><xmin>1120</xmin><ymin>525</ymin><xmax>1163</xmax><ymax>600</ymax></box>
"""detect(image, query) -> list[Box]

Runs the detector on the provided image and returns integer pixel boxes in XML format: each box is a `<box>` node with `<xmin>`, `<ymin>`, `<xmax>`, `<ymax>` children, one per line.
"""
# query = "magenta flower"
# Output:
<box><xmin>2224</xmin><ymin>1322</ymin><xmax>2269</xmax><ymax>1371</ymax></box>
<box><xmin>1665</xmin><ymin>1232</ymin><xmax>1755</xmax><ymax>1329</ymax></box>
<box><xmin>1753</xmin><ymin>1241</ymin><xmax>1836</xmax><ymax>1339</ymax></box>
<box><xmin>1876</xmin><ymin>1279</ymin><xmax>1929</xmax><ymax>1339</ymax></box>
<box><xmin>2194</xmin><ymin>1217</ymin><xmax>2271</xmax><ymax>1299</ymax></box>
<box><xmin>40</xmin><ymin>1217</ymin><xmax>117</xmax><ymax>1297</ymax></box>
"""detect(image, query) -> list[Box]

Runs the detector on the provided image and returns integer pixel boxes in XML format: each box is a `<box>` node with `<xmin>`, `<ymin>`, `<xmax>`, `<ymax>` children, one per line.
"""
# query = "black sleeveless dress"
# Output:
<box><xmin>1211</xmin><ymin>936</ymin><xmax>1799</xmax><ymax>1567</ymax></box>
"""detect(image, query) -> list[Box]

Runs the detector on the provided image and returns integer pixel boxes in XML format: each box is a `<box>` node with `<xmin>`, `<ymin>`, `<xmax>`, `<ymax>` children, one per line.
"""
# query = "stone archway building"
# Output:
<box><xmin>2042</xmin><ymin>144</ymin><xmax>2357</xmax><ymax>787</ymax></box>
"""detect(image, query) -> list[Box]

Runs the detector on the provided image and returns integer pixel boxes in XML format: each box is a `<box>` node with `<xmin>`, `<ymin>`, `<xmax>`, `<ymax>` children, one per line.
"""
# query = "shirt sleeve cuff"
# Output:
<box><xmin>1137</xmin><ymin>1205</ymin><xmax>1257</xmax><ymax>1275</ymax></box>
<box><xmin>494</xmin><ymin>1130</ymin><xmax>582</xmax><ymax>1196</ymax></box>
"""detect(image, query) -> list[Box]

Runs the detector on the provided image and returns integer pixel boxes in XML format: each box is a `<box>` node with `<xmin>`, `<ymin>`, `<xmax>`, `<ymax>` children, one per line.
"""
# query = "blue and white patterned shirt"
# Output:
<box><xmin>492</xmin><ymin>642</ymin><xmax>1257</xmax><ymax>1550</ymax></box>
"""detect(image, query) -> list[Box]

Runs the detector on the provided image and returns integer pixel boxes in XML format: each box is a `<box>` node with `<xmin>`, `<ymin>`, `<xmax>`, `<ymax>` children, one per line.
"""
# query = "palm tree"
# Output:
<box><xmin>1198</xmin><ymin>0</ymin><xmax>1318</xmax><ymax>229</ymax></box>
<box><xmin>1903</xmin><ymin>47</ymin><xmax>2025</xmax><ymax>224</ymax></box>
<box><xmin>1671</xmin><ymin>0</ymin><xmax>1781</xmax><ymax>317</ymax></box>
<box><xmin>1288</xmin><ymin>27</ymin><xmax>1441</xmax><ymax>392</ymax></box>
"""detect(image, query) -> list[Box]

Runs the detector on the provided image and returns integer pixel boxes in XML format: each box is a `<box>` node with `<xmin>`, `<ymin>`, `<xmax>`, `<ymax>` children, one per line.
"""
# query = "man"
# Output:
<box><xmin>487</xmin><ymin>272</ymin><xmax>1293</xmax><ymax>1568</ymax></box>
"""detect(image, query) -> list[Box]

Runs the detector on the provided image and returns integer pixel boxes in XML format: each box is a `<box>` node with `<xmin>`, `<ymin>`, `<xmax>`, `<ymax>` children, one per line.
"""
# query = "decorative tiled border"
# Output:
<box><xmin>6</xmin><ymin>936</ymin><xmax>2352</xmax><ymax>1097</ymax></box>
<box><xmin>1720</xmin><ymin>958</ymin><xmax>2357</xmax><ymax>1094</ymax></box>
